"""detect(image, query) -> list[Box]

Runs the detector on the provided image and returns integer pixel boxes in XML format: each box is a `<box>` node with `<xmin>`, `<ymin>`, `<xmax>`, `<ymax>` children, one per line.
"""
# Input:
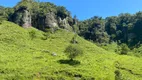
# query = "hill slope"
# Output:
<box><xmin>0</xmin><ymin>21</ymin><xmax>142</xmax><ymax>80</ymax></box>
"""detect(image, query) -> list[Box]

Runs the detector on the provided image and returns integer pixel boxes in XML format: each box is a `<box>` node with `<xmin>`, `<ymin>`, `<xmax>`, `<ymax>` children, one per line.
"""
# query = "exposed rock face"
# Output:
<box><xmin>58</xmin><ymin>17</ymin><xmax>72</xmax><ymax>31</ymax></box>
<box><xmin>45</xmin><ymin>12</ymin><xmax>58</xmax><ymax>28</ymax></box>
<box><xmin>11</xmin><ymin>8</ymin><xmax>73</xmax><ymax>31</ymax></box>
<box><xmin>22</xmin><ymin>9</ymin><xmax>31</xmax><ymax>28</ymax></box>
<box><xmin>31</xmin><ymin>15</ymin><xmax>46</xmax><ymax>30</ymax></box>
<box><xmin>11</xmin><ymin>7</ymin><xmax>31</xmax><ymax>28</ymax></box>
<box><xmin>45</xmin><ymin>12</ymin><xmax>72</xmax><ymax>31</ymax></box>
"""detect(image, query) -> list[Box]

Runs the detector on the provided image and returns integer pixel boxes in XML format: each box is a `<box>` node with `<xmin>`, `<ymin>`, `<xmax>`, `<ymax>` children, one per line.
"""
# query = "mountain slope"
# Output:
<box><xmin>0</xmin><ymin>21</ymin><xmax>142</xmax><ymax>80</ymax></box>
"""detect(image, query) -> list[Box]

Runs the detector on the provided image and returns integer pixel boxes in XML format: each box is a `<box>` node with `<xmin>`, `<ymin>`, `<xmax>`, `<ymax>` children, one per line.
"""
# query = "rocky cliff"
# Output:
<box><xmin>8</xmin><ymin>1</ymin><xmax>77</xmax><ymax>32</ymax></box>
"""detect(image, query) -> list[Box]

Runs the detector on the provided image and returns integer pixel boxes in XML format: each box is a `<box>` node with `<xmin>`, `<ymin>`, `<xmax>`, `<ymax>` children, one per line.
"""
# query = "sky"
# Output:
<box><xmin>0</xmin><ymin>0</ymin><xmax>142</xmax><ymax>20</ymax></box>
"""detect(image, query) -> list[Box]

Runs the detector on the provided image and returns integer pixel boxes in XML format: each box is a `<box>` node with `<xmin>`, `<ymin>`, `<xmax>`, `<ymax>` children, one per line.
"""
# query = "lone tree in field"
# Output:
<box><xmin>64</xmin><ymin>44</ymin><xmax>83</xmax><ymax>61</ymax></box>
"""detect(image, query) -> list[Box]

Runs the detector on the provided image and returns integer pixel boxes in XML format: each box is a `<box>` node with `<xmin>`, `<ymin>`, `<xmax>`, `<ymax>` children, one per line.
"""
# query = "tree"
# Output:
<box><xmin>120</xmin><ymin>43</ymin><xmax>129</xmax><ymax>55</ymax></box>
<box><xmin>15</xmin><ymin>0</ymin><xmax>34</xmax><ymax>11</ymax></box>
<box><xmin>64</xmin><ymin>44</ymin><xmax>83</xmax><ymax>61</ymax></box>
<box><xmin>0</xmin><ymin>6</ymin><xmax>9</xmax><ymax>22</ymax></box>
<box><xmin>31</xmin><ymin>2</ymin><xmax>57</xmax><ymax>30</ymax></box>
<box><xmin>105</xmin><ymin>16</ymin><xmax>117</xmax><ymax>41</ymax></box>
<box><xmin>115</xmin><ymin>70</ymin><xmax>123</xmax><ymax>80</ymax></box>
<box><xmin>56</xmin><ymin>6</ymin><xmax>69</xmax><ymax>19</ymax></box>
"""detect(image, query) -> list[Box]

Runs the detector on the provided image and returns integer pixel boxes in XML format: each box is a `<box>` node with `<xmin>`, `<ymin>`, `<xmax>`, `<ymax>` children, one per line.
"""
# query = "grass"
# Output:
<box><xmin>0</xmin><ymin>21</ymin><xmax>142</xmax><ymax>80</ymax></box>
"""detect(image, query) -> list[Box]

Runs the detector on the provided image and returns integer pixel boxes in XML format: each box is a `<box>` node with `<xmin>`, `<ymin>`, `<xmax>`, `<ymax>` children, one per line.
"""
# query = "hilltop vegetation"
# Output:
<box><xmin>0</xmin><ymin>0</ymin><xmax>76</xmax><ymax>30</ymax></box>
<box><xmin>78</xmin><ymin>13</ymin><xmax>142</xmax><ymax>47</ymax></box>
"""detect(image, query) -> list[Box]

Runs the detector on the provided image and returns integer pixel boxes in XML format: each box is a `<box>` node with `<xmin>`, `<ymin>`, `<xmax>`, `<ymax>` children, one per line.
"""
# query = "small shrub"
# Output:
<box><xmin>64</xmin><ymin>44</ymin><xmax>83</xmax><ymax>61</ymax></box>
<box><xmin>29</xmin><ymin>30</ymin><xmax>36</xmax><ymax>40</ymax></box>
<box><xmin>115</xmin><ymin>70</ymin><xmax>123</xmax><ymax>80</ymax></box>
<box><xmin>71</xmin><ymin>34</ymin><xmax>78</xmax><ymax>44</ymax></box>
<box><xmin>120</xmin><ymin>44</ymin><xmax>129</xmax><ymax>55</ymax></box>
<box><xmin>58</xmin><ymin>59</ymin><xmax>80</xmax><ymax>65</ymax></box>
<box><xmin>41</xmin><ymin>33</ymin><xmax>49</xmax><ymax>40</ymax></box>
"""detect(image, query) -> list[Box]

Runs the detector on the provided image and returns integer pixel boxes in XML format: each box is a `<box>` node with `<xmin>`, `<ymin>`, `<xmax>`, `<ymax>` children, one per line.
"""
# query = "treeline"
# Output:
<box><xmin>77</xmin><ymin>12</ymin><xmax>142</xmax><ymax>48</ymax></box>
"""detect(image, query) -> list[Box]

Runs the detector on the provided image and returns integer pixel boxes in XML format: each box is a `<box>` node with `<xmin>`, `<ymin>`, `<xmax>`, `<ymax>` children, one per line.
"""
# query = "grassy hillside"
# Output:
<box><xmin>0</xmin><ymin>21</ymin><xmax>142</xmax><ymax>80</ymax></box>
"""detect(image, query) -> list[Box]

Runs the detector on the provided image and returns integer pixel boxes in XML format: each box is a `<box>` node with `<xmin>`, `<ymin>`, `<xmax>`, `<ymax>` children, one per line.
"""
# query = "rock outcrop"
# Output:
<box><xmin>45</xmin><ymin>12</ymin><xmax>58</xmax><ymax>28</ymax></box>
<box><xmin>45</xmin><ymin>12</ymin><xmax>72</xmax><ymax>32</ymax></box>
<box><xmin>58</xmin><ymin>17</ymin><xmax>72</xmax><ymax>31</ymax></box>
<box><xmin>22</xmin><ymin>9</ymin><xmax>31</xmax><ymax>28</ymax></box>
<box><xmin>11</xmin><ymin>7</ymin><xmax>31</xmax><ymax>28</ymax></box>
<box><xmin>11</xmin><ymin>9</ymin><xmax>73</xmax><ymax>31</ymax></box>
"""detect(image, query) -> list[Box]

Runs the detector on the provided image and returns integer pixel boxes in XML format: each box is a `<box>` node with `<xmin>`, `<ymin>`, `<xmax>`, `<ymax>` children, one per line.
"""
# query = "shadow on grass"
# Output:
<box><xmin>58</xmin><ymin>59</ymin><xmax>80</xmax><ymax>66</ymax></box>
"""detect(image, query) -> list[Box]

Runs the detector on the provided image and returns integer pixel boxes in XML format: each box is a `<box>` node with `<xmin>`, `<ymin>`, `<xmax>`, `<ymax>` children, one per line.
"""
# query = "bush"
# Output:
<box><xmin>41</xmin><ymin>32</ymin><xmax>49</xmax><ymax>40</ymax></box>
<box><xmin>132</xmin><ymin>46</ymin><xmax>142</xmax><ymax>57</ymax></box>
<box><xmin>64</xmin><ymin>44</ymin><xmax>83</xmax><ymax>61</ymax></box>
<box><xmin>29</xmin><ymin>30</ymin><xmax>36</xmax><ymax>40</ymax></box>
<box><xmin>115</xmin><ymin>70</ymin><xmax>123</xmax><ymax>80</ymax></box>
<box><xmin>120</xmin><ymin>44</ymin><xmax>129</xmax><ymax>55</ymax></box>
<box><xmin>71</xmin><ymin>34</ymin><xmax>78</xmax><ymax>44</ymax></box>
<box><xmin>57</xmin><ymin>6</ymin><xmax>68</xmax><ymax>19</ymax></box>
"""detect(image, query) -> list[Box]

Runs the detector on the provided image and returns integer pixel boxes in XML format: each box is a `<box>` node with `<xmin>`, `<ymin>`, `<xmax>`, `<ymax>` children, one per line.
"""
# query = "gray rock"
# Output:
<box><xmin>22</xmin><ymin>9</ymin><xmax>31</xmax><ymax>28</ymax></box>
<box><xmin>58</xmin><ymin>17</ymin><xmax>72</xmax><ymax>31</ymax></box>
<box><xmin>45</xmin><ymin>12</ymin><xmax>58</xmax><ymax>28</ymax></box>
<box><xmin>45</xmin><ymin>12</ymin><xmax>73</xmax><ymax>32</ymax></box>
<box><xmin>51</xmin><ymin>52</ymin><xmax>57</xmax><ymax>56</ymax></box>
<box><xmin>11</xmin><ymin>7</ymin><xmax>31</xmax><ymax>28</ymax></box>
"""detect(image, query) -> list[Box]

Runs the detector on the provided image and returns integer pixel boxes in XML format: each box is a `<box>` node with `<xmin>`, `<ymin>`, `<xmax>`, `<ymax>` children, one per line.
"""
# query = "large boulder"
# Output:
<box><xmin>22</xmin><ymin>9</ymin><xmax>31</xmax><ymax>28</ymax></box>
<box><xmin>11</xmin><ymin>7</ymin><xmax>31</xmax><ymax>28</ymax></box>
<box><xmin>45</xmin><ymin>12</ymin><xmax>58</xmax><ymax>29</ymax></box>
<box><xmin>58</xmin><ymin>17</ymin><xmax>73</xmax><ymax>31</ymax></box>
<box><xmin>45</xmin><ymin>12</ymin><xmax>72</xmax><ymax>32</ymax></box>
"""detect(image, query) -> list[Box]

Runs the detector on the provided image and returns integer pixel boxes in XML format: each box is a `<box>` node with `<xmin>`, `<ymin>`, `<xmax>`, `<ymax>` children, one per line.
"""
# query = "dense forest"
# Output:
<box><xmin>78</xmin><ymin>13</ymin><xmax>142</xmax><ymax>47</ymax></box>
